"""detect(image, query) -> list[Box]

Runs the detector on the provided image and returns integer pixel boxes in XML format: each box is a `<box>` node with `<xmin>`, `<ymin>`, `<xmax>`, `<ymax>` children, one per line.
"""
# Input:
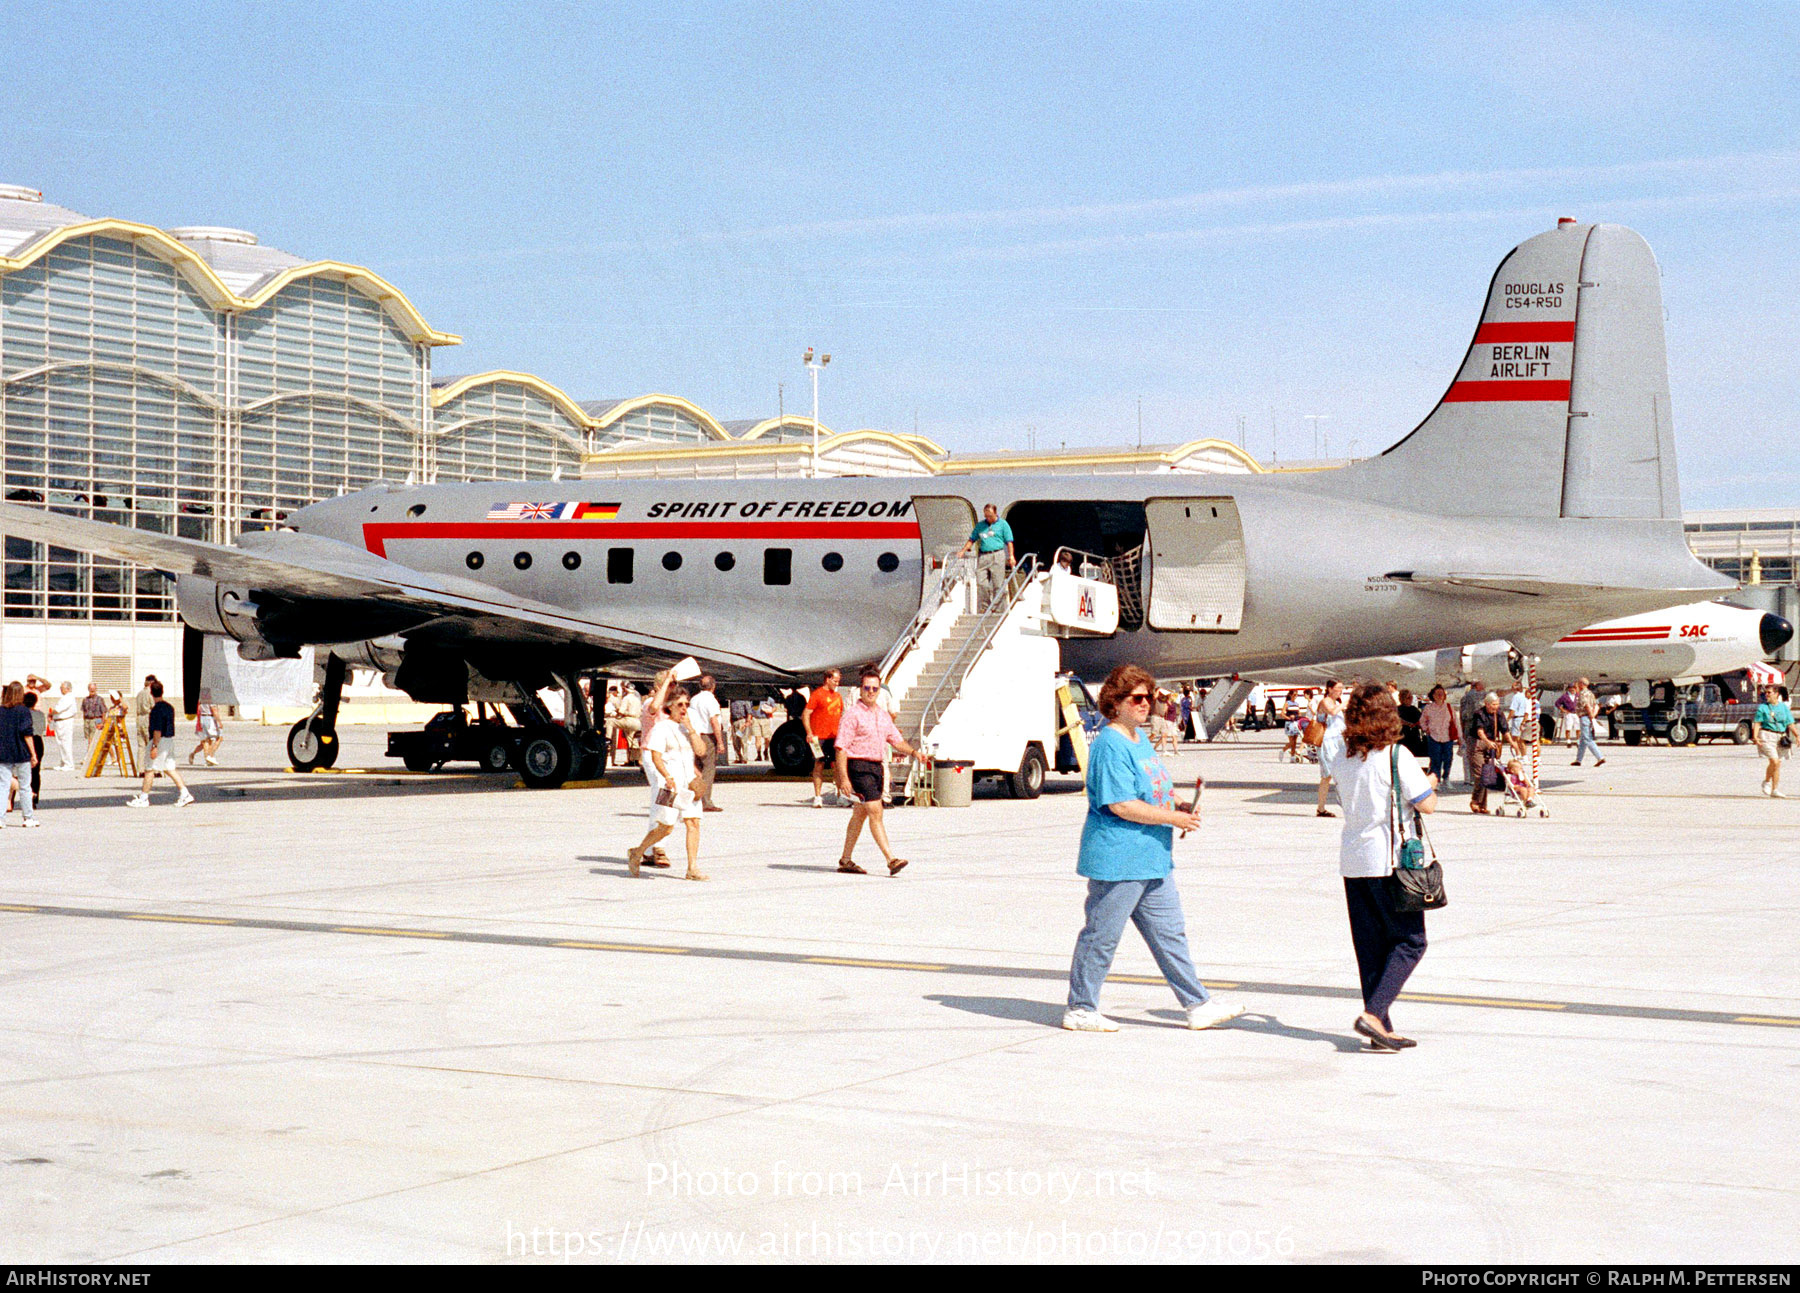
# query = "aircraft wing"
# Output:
<box><xmin>1382</xmin><ymin>568</ymin><xmax>1737</xmax><ymax>653</ymax></box>
<box><xmin>1383</xmin><ymin>571</ymin><xmax>1719</xmax><ymax>600</ymax></box>
<box><xmin>0</xmin><ymin>502</ymin><xmax>770</xmax><ymax>671</ymax></box>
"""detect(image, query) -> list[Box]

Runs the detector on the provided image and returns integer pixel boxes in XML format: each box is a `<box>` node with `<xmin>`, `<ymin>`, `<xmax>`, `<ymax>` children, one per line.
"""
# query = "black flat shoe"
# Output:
<box><xmin>1353</xmin><ymin>1014</ymin><xmax>1402</xmax><ymax>1052</ymax></box>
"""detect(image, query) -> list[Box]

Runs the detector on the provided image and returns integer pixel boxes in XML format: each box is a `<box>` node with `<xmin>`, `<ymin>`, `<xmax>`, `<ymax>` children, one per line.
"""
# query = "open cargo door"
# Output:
<box><xmin>911</xmin><ymin>495</ymin><xmax>977</xmax><ymax>568</ymax></box>
<box><xmin>1145</xmin><ymin>497</ymin><xmax>1246</xmax><ymax>632</ymax></box>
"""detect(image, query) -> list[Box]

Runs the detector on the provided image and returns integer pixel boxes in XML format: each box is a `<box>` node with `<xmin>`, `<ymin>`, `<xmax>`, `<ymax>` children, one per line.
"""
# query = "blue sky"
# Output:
<box><xmin>5</xmin><ymin>1</ymin><xmax>1797</xmax><ymax>506</ymax></box>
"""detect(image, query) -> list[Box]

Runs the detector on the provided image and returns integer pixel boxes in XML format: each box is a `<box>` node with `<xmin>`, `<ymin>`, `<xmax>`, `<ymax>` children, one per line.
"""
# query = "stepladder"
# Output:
<box><xmin>85</xmin><ymin>710</ymin><xmax>138</xmax><ymax>778</ymax></box>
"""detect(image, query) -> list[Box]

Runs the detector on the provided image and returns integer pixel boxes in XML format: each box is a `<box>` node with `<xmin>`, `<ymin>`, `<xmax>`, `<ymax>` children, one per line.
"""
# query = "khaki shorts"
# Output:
<box><xmin>1756</xmin><ymin>729</ymin><xmax>1787</xmax><ymax>760</ymax></box>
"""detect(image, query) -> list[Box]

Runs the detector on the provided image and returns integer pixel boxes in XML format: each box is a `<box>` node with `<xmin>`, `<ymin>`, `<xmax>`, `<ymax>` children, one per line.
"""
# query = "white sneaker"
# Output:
<box><xmin>20</xmin><ymin>819</ymin><xmax>40</xmax><ymax>829</ymax></box>
<box><xmin>127</xmin><ymin>795</ymin><xmax>149</xmax><ymax>808</ymax></box>
<box><xmin>1774</xmin><ymin>790</ymin><xmax>1788</xmax><ymax>799</ymax></box>
<box><xmin>1186</xmin><ymin>996</ymin><xmax>1248</xmax><ymax>1030</ymax></box>
<box><xmin>811</xmin><ymin>794</ymin><xmax>824</xmax><ymax>808</ymax></box>
<box><xmin>174</xmin><ymin>792</ymin><xmax>195</xmax><ymax>808</ymax></box>
<box><xmin>1061</xmin><ymin>1009</ymin><xmax>1119</xmax><ymax>1032</ymax></box>
<box><xmin>204</xmin><ymin>757</ymin><xmax>218</xmax><ymax>767</ymax></box>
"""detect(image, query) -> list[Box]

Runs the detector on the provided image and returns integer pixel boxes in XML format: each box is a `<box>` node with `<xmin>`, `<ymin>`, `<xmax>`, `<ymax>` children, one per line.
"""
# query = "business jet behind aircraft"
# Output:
<box><xmin>1253</xmin><ymin>599</ymin><xmax>1793</xmax><ymax>694</ymax></box>
<box><xmin>0</xmin><ymin>220</ymin><xmax>1730</xmax><ymax>786</ymax></box>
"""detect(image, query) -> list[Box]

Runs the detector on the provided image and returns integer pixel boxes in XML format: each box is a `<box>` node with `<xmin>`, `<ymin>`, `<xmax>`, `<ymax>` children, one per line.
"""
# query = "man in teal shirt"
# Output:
<box><xmin>958</xmin><ymin>503</ymin><xmax>1015</xmax><ymax>610</ymax></box>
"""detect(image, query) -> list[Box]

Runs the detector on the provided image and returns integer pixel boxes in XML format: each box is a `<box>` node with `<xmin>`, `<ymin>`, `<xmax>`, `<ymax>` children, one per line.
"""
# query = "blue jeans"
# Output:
<box><xmin>1067</xmin><ymin>877</ymin><xmax>1210</xmax><ymax>1012</ymax></box>
<box><xmin>1424</xmin><ymin>737</ymin><xmax>1455</xmax><ymax>783</ymax></box>
<box><xmin>0</xmin><ymin>760</ymin><xmax>35</xmax><ymax>821</ymax></box>
<box><xmin>1574</xmin><ymin>717</ymin><xmax>1603</xmax><ymax>764</ymax></box>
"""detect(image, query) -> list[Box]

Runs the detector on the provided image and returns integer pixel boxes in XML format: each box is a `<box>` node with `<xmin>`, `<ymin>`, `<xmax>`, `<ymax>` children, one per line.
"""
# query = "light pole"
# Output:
<box><xmin>803</xmin><ymin>347</ymin><xmax>830</xmax><ymax>478</ymax></box>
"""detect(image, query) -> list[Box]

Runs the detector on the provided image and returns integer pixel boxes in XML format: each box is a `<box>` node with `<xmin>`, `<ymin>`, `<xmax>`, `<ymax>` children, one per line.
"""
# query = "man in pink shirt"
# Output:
<box><xmin>833</xmin><ymin>667</ymin><xmax>924</xmax><ymax>876</ymax></box>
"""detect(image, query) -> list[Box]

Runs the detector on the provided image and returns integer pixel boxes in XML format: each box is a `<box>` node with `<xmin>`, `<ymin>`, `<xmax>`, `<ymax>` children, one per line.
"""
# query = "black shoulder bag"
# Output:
<box><xmin>1388</xmin><ymin>745</ymin><xmax>1446</xmax><ymax>912</ymax></box>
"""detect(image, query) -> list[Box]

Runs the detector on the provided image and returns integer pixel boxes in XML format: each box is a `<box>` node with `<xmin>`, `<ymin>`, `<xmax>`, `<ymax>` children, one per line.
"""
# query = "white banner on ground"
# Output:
<box><xmin>198</xmin><ymin>639</ymin><xmax>316</xmax><ymax>708</ymax></box>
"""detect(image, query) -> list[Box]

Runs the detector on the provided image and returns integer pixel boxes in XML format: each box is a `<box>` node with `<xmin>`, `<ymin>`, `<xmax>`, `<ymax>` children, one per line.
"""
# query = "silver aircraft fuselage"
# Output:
<box><xmin>288</xmin><ymin>470</ymin><xmax>1719</xmax><ymax>683</ymax></box>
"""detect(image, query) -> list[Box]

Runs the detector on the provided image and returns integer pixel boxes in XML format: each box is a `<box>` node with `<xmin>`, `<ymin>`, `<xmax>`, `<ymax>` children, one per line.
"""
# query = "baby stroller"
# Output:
<box><xmin>1489</xmin><ymin>758</ymin><xmax>1549</xmax><ymax>818</ymax></box>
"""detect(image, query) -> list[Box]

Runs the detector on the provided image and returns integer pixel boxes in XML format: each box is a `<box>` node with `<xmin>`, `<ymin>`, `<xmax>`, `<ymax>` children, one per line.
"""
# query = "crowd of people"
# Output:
<box><xmin>1273</xmin><ymin>676</ymin><xmax>1617</xmax><ymax>815</ymax></box>
<box><xmin>612</xmin><ymin>663</ymin><xmax>922</xmax><ymax>882</ymax></box>
<box><xmin>8</xmin><ymin>634</ymin><xmax>1783</xmax><ymax>1051</ymax></box>
<box><xmin>0</xmin><ymin>673</ymin><xmax>231</xmax><ymax>821</ymax></box>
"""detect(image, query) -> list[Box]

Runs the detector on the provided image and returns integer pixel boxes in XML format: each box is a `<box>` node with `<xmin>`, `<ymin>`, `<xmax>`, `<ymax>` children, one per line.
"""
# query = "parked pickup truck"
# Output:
<box><xmin>1608</xmin><ymin>681</ymin><xmax>1759</xmax><ymax>747</ymax></box>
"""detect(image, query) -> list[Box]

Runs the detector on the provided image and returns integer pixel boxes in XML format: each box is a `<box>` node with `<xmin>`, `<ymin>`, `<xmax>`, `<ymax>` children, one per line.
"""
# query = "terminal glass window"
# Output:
<box><xmin>430</xmin><ymin>380</ymin><xmax>586</xmax><ymax>483</ymax></box>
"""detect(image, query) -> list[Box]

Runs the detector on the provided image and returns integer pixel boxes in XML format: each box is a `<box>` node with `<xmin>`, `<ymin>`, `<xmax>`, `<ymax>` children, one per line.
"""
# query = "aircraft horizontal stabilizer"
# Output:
<box><xmin>0</xmin><ymin>502</ymin><xmax>771</xmax><ymax>671</ymax></box>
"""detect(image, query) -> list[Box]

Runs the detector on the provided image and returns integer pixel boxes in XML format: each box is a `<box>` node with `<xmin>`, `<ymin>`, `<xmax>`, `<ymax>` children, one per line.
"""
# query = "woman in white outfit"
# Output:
<box><xmin>1320</xmin><ymin>683</ymin><xmax>1439</xmax><ymax>1051</ymax></box>
<box><xmin>1314</xmin><ymin>679</ymin><xmax>1347</xmax><ymax>818</ymax></box>
<box><xmin>627</xmin><ymin>686</ymin><xmax>708</xmax><ymax>881</ymax></box>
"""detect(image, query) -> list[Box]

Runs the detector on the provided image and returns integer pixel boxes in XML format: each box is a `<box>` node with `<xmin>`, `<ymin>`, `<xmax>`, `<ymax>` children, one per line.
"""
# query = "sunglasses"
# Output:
<box><xmin>1124</xmin><ymin>692</ymin><xmax>1152</xmax><ymax>704</ymax></box>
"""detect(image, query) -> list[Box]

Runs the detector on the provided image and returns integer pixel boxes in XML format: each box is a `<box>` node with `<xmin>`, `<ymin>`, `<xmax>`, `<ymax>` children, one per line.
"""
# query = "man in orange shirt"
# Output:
<box><xmin>804</xmin><ymin>667</ymin><xmax>845</xmax><ymax>808</ymax></box>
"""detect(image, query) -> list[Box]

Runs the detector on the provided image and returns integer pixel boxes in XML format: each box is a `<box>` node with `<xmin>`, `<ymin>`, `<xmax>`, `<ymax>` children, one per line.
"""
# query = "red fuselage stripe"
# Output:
<box><xmin>1441</xmin><ymin>380</ymin><xmax>1572</xmax><ymax>403</ymax></box>
<box><xmin>1558</xmin><ymin>632</ymin><xmax>1670</xmax><ymax>643</ymax></box>
<box><xmin>1472</xmin><ymin>321</ymin><xmax>1577</xmax><ymax>344</ymax></box>
<box><xmin>362</xmin><ymin>520</ymin><xmax>922</xmax><ymax>558</ymax></box>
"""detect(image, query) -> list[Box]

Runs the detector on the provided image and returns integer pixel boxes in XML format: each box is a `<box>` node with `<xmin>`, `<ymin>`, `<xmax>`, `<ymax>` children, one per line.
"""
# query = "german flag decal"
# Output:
<box><xmin>574</xmin><ymin>502</ymin><xmax>621</xmax><ymax>520</ymax></box>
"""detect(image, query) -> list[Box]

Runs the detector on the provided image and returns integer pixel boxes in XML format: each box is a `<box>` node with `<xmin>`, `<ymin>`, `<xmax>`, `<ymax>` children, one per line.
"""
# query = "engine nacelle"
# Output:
<box><xmin>175</xmin><ymin>575</ymin><xmax>269</xmax><ymax>647</ymax></box>
<box><xmin>324</xmin><ymin>638</ymin><xmax>407</xmax><ymax>676</ymax></box>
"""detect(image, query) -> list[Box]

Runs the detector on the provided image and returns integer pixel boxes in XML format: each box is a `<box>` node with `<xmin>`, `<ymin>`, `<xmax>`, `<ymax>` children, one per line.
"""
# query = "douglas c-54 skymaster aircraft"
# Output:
<box><xmin>0</xmin><ymin>220</ymin><xmax>1729</xmax><ymax>786</ymax></box>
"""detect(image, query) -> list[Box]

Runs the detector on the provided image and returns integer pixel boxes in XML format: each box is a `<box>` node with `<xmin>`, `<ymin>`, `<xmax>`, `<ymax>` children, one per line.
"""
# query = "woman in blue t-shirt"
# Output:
<box><xmin>1063</xmin><ymin>664</ymin><xmax>1245</xmax><ymax>1033</ymax></box>
<box><xmin>1754</xmin><ymin>684</ymin><xmax>1793</xmax><ymax>798</ymax></box>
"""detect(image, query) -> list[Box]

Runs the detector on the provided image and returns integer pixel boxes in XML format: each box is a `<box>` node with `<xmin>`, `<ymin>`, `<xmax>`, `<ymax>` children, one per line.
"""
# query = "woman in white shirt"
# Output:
<box><xmin>626</xmin><ymin>686</ymin><xmax>708</xmax><ymax>881</ymax></box>
<box><xmin>1320</xmin><ymin>683</ymin><xmax>1438</xmax><ymax>1052</ymax></box>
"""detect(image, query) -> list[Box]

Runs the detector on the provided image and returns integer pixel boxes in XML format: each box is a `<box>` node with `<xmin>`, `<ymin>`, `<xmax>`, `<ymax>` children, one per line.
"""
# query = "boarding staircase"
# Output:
<box><xmin>878</xmin><ymin>549</ymin><xmax>1120</xmax><ymax>779</ymax></box>
<box><xmin>884</xmin><ymin>555</ymin><xmax>1041</xmax><ymax>748</ymax></box>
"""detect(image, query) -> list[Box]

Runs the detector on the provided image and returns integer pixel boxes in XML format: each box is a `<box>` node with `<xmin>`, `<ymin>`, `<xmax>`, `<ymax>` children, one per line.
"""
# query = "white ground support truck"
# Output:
<box><xmin>880</xmin><ymin>552</ymin><xmax>1117</xmax><ymax>797</ymax></box>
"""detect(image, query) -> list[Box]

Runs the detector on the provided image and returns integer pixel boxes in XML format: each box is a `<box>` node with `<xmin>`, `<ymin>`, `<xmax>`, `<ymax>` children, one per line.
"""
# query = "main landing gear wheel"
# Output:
<box><xmin>287</xmin><ymin>718</ymin><xmax>339</xmax><ymax>772</ymax></box>
<box><xmin>769</xmin><ymin>719</ymin><xmax>814</xmax><ymax>777</ymax></box>
<box><xmin>481</xmin><ymin>737</ymin><xmax>514</xmax><ymax>773</ymax></box>
<box><xmin>1007</xmin><ymin>744</ymin><xmax>1047</xmax><ymax>799</ymax></box>
<box><xmin>517</xmin><ymin>726</ymin><xmax>575</xmax><ymax>789</ymax></box>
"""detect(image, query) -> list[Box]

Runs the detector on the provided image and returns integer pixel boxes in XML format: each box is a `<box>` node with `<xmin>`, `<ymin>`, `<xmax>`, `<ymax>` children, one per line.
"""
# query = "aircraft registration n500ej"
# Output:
<box><xmin>0</xmin><ymin>220</ymin><xmax>1730</xmax><ymax>783</ymax></box>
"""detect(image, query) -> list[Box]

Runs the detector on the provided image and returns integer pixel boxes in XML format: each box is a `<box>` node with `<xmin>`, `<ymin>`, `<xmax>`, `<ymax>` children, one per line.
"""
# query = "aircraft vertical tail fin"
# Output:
<box><xmin>1324</xmin><ymin>221</ymin><xmax>1679</xmax><ymax>520</ymax></box>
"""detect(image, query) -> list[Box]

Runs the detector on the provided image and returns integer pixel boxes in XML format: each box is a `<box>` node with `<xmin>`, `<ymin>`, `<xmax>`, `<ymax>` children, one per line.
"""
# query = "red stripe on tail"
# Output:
<box><xmin>1472</xmin><ymin>321</ymin><xmax>1577</xmax><ymax>344</ymax></box>
<box><xmin>1441</xmin><ymin>380</ymin><xmax>1571</xmax><ymax>403</ymax></box>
